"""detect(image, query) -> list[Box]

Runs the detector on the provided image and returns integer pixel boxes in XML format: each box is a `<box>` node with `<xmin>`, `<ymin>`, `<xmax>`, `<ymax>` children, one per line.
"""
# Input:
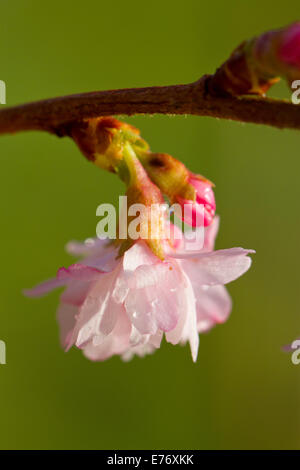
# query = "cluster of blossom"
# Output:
<box><xmin>25</xmin><ymin>117</ymin><xmax>254</xmax><ymax>362</ymax></box>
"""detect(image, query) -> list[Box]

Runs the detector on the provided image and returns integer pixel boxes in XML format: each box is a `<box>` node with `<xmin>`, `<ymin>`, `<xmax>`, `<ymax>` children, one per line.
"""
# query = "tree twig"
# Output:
<box><xmin>0</xmin><ymin>75</ymin><xmax>299</xmax><ymax>136</ymax></box>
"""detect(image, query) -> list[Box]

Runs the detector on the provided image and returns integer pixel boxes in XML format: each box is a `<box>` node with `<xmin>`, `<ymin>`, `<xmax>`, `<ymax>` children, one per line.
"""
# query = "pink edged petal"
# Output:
<box><xmin>82</xmin><ymin>308</ymin><xmax>131</xmax><ymax>361</ymax></box>
<box><xmin>56</xmin><ymin>303</ymin><xmax>79</xmax><ymax>349</ymax></box>
<box><xmin>57</xmin><ymin>263</ymin><xmax>103</xmax><ymax>282</ymax></box>
<box><xmin>195</xmin><ymin>285</ymin><xmax>232</xmax><ymax>332</ymax></box>
<box><xmin>179</xmin><ymin>248</ymin><xmax>255</xmax><ymax>286</ymax></box>
<box><xmin>23</xmin><ymin>263</ymin><xmax>103</xmax><ymax>299</ymax></box>
<box><xmin>23</xmin><ymin>277</ymin><xmax>66</xmax><ymax>298</ymax></box>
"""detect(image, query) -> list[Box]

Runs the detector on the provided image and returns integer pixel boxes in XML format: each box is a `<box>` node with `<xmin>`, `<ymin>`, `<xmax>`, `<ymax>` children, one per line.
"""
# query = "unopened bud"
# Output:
<box><xmin>210</xmin><ymin>22</ymin><xmax>300</xmax><ymax>96</ymax></box>
<box><xmin>138</xmin><ymin>152</ymin><xmax>215</xmax><ymax>227</ymax></box>
<box><xmin>176</xmin><ymin>175</ymin><xmax>216</xmax><ymax>227</ymax></box>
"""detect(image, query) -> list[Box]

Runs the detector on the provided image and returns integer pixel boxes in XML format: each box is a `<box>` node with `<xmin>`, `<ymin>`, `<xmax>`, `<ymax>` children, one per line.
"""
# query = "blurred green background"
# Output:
<box><xmin>0</xmin><ymin>0</ymin><xmax>299</xmax><ymax>450</ymax></box>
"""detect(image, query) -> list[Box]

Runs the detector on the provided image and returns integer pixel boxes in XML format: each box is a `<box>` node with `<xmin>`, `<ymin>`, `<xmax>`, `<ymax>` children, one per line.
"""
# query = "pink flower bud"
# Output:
<box><xmin>176</xmin><ymin>176</ymin><xmax>216</xmax><ymax>227</ymax></box>
<box><xmin>278</xmin><ymin>22</ymin><xmax>300</xmax><ymax>68</ymax></box>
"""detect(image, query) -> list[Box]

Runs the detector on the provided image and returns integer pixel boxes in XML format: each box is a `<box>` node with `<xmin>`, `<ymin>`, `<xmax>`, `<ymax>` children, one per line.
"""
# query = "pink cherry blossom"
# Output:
<box><xmin>24</xmin><ymin>217</ymin><xmax>254</xmax><ymax>362</ymax></box>
<box><xmin>176</xmin><ymin>176</ymin><xmax>216</xmax><ymax>227</ymax></box>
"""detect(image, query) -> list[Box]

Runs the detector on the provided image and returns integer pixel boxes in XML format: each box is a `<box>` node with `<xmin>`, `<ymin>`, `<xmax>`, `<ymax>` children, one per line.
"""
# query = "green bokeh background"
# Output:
<box><xmin>0</xmin><ymin>0</ymin><xmax>299</xmax><ymax>450</ymax></box>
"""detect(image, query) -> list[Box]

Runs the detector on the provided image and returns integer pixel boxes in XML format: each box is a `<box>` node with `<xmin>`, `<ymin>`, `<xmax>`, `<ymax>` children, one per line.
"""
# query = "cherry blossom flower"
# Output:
<box><xmin>24</xmin><ymin>217</ymin><xmax>254</xmax><ymax>362</ymax></box>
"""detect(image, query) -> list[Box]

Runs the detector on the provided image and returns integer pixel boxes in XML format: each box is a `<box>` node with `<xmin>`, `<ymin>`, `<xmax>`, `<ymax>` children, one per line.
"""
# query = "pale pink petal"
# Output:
<box><xmin>66</xmin><ymin>238</ymin><xmax>111</xmax><ymax>257</ymax></box>
<box><xmin>70</xmin><ymin>266</ymin><xmax>122</xmax><ymax>349</ymax></box>
<box><xmin>23</xmin><ymin>277</ymin><xmax>66</xmax><ymax>298</ymax></box>
<box><xmin>165</xmin><ymin>308</ymin><xmax>187</xmax><ymax>345</ymax></box>
<box><xmin>164</xmin><ymin>216</ymin><xmax>220</xmax><ymax>256</ymax></box>
<box><xmin>112</xmin><ymin>271</ymin><xmax>132</xmax><ymax>303</ymax></box>
<box><xmin>122</xmin><ymin>343</ymin><xmax>157</xmax><ymax>361</ymax></box>
<box><xmin>60</xmin><ymin>280</ymin><xmax>93</xmax><ymax>306</ymax></box>
<box><xmin>124</xmin><ymin>261</ymin><xmax>185</xmax><ymax>334</ymax></box>
<box><xmin>122</xmin><ymin>241</ymin><xmax>158</xmax><ymax>271</ymax></box>
<box><xmin>129</xmin><ymin>325</ymin><xmax>151</xmax><ymax>347</ymax></box>
<box><xmin>179</xmin><ymin>248</ymin><xmax>254</xmax><ymax>286</ymax></box>
<box><xmin>195</xmin><ymin>285</ymin><xmax>232</xmax><ymax>332</ymax></box>
<box><xmin>82</xmin><ymin>248</ymin><xmax>119</xmax><ymax>273</ymax></box>
<box><xmin>122</xmin><ymin>331</ymin><xmax>163</xmax><ymax>361</ymax></box>
<box><xmin>23</xmin><ymin>263</ymin><xmax>103</xmax><ymax>298</ymax></box>
<box><xmin>98</xmin><ymin>296</ymin><xmax>124</xmax><ymax>336</ymax></box>
<box><xmin>67</xmin><ymin>238</ymin><xmax>119</xmax><ymax>273</ymax></box>
<box><xmin>149</xmin><ymin>330</ymin><xmax>163</xmax><ymax>348</ymax></box>
<box><xmin>83</xmin><ymin>308</ymin><xmax>131</xmax><ymax>361</ymax></box>
<box><xmin>129</xmin><ymin>262</ymin><xmax>182</xmax><ymax>289</ymax></box>
<box><xmin>56</xmin><ymin>303</ymin><xmax>79</xmax><ymax>349</ymax></box>
<box><xmin>180</xmin><ymin>277</ymin><xmax>199</xmax><ymax>363</ymax></box>
<box><xmin>202</xmin><ymin>215</ymin><xmax>220</xmax><ymax>252</ymax></box>
<box><xmin>124</xmin><ymin>289</ymin><xmax>158</xmax><ymax>335</ymax></box>
<box><xmin>166</xmin><ymin>269</ymin><xmax>199</xmax><ymax>362</ymax></box>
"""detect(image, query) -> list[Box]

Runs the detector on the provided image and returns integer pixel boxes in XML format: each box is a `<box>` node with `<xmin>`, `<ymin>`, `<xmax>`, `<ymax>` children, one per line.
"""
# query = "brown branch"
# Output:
<box><xmin>0</xmin><ymin>75</ymin><xmax>299</xmax><ymax>136</ymax></box>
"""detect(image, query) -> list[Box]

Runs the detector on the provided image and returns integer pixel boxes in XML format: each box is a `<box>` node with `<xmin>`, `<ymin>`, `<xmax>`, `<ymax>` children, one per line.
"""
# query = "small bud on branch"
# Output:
<box><xmin>210</xmin><ymin>22</ymin><xmax>300</xmax><ymax>96</ymax></box>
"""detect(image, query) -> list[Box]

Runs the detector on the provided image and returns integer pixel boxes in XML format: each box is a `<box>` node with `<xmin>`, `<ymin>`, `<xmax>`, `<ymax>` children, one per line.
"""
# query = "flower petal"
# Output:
<box><xmin>179</xmin><ymin>248</ymin><xmax>255</xmax><ymax>286</ymax></box>
<box><xmin>122</xmin><ymin>241</ymin><xmax>158</xmax><ymax>271</ymax></box>
<box><xmin>195</xmin><ymin>285</ymin><xmax>232</xmax><ymax>332</ymax></box>
<box><xmin>124</xmin><ymin>261</ymin><xmax>185</xmax><ymax>334</ymax></box>
<box><xmin>60</xmin><ymin>280</ymin><xmax>93</xmax><ymax>306</ymax></box>
<box><xmin>202</xmin><ymin>215</ymin><xmax>220</xmax><ymax>252</ymax></box>
<box><xmin>166</xmin><ymin>269</ymin><xmax>199</xmax><ymax>362</ymax></box>
<box><xmin>57</xmin><ymin>263</ymin><xmax>103</xmax><ymax>281</ymax></box>
<box><xmin>23</xmin><ymin>277</ymin><xmax>66</xmax><ymax>298</ymax></box>
<box><xmin>56</xmin><ymin>303</ymin><xmax>79</xmax><ymax>349</ymax></box>
<box><xmin>23</xmin><ymin>263</ymin><xmax>103</xmax><ymax>298</ymax></box>
<box><xmin>66</xmin><ymin>238</ymin><xmax>111</xmax><ymax>257</ymax></box>
<box><xmin>70</xmin><ymin>266</ymin><xmax>122</xmax><ymax>349</ymax></box>
<box><xmin>83</xmin><ymin>308</ymin><xmax>131</xmax><ymax>361</ymax></box>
